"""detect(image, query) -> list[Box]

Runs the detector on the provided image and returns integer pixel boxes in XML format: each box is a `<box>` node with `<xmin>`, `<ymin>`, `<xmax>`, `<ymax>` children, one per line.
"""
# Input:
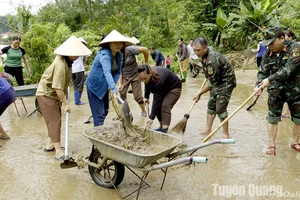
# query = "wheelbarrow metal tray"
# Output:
<box><xmin>83</xmin><ymin>127</ymin><xmax>182</xmax><ymax>168</ymax></box>
<box><xmin>14</xmin><ymin>84</ymin><xmax>38</xmax><ymax>97</ymax></box>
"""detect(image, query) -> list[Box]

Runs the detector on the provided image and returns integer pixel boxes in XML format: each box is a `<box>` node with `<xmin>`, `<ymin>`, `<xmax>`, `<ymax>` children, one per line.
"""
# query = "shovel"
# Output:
<box><xmin>246</xmin><ymin>95</ymin><xmax>260</xmax><ymax>111</ymax></box>
<box><xmin>117</xmin><ymin>96</ymin><xmax>133</xmax><ymax>127</ymax></box>
<box><xmin>60</xmin><ymin>86</ymin><xmax>78</xmax><ymax>169</ymax></box>
<box><xmin>189</xmin><ymin>86</ymin><xmax>264</xmax><ymax>156</ymax></box>
<box><xmin>146</xmin><ymin>102</ymin><xmax>150</xmax><ymax>118</ymax></box>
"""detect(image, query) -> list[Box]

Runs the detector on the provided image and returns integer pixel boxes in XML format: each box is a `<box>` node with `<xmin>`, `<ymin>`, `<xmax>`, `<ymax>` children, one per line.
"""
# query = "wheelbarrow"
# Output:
<box><xmin>13</xmin><ymin>84</ymin><xmax>41</xmax><ymax>117</ymax></box>
<box><xmin>82</xmin><ymin>125</ymin><xmax>235</xmax><ymax>200</ymax></box>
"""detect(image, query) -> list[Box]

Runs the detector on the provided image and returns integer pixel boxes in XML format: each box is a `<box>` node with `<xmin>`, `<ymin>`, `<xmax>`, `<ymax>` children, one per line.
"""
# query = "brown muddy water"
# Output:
<box><xmin>1</xmin><ymin>70</ymin><xmax>300</xmax><ymax>200</ymax></box>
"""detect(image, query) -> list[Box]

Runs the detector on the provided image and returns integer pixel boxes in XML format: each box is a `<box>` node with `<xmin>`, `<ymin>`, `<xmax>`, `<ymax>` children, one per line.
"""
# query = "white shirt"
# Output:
<box><xmin>187</xmin><ymin>44</ymin><xmax>195</xmax><ymax>59</ymax></box>
<box><xmin>72</xmin><ymin>56</ymin><xmax>85</xmax><ymax>73</ymax></box>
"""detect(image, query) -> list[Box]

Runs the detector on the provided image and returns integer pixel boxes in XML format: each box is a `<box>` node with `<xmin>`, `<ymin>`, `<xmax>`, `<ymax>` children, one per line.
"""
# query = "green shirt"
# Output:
<box><xmin>1</xmin><ymin>45</ymin><xmax>26</xmax><ymax>67</ymax></box>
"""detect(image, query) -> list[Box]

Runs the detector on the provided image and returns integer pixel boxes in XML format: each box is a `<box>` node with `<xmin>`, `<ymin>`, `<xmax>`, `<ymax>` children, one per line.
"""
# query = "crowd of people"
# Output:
<box><xmin>1</xmin><ymin>26</ymin><xmax>300</xmax><ymax>159</ymax></box>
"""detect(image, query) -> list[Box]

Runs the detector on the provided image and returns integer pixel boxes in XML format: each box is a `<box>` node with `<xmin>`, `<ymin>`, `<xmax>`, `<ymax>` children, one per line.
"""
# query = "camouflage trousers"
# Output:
<box><xmin>267</xmin><ymin>87</ymin><xmax>300</xmax><ymax>124</ymax></box>
<box><xmin>207</xmin><ymin>86</ymin><xmax>234</xmax><ymax>120</ymax></box>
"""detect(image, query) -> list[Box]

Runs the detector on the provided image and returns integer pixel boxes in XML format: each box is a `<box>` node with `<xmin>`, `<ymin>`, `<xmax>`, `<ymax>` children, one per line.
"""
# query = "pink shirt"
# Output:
<box><xmin>166</xmin><ymin>58</ymin><xmax>171</xmax><ymax>65</ymax></box>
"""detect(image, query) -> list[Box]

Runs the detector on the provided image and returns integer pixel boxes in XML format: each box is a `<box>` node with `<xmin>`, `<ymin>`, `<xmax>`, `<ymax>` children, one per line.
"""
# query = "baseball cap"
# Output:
<box><xmin>262</xmin><ymin>27</ymin><xmax>283</xmax><ymax>46</ymax></box>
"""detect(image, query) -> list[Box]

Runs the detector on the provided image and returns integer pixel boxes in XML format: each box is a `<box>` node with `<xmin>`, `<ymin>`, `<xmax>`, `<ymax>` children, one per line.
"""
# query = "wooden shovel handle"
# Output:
<box><xmin>119</xmin><ymin>76</ymin><xmax>135</xmax><ymax>92</ymax></box>
<box><xmin>187</xmin><ymin>78</ymin><xmax>207</xmax><ymax>115</ymax></box>
<box><xmin>123</xmin><ymin>76</ymin><xmax>135</xmax><ymax>87</ymax></box>
<box><xmin>201</xmin><ymin>86</ymin><xmax>263</xmax><ymax>143</ymax></box>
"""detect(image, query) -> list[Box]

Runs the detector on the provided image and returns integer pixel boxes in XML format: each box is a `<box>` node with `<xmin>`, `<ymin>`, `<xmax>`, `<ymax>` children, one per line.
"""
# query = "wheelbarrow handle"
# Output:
<box><xmin>192</xmin><ymin>156</ymin><xmax>208</xmax><ymax>164</ymax></box>
<box><xmin>221</xmin><ymin>138</ymin><xmax>235</xmax><ymax>144</ymax></box>
<box><xmin>142</xmin><ymin>156</ymin><xmax>207</xmax><ymax>172</ymax></box>
<box><xmin>167</xmin><ymin>139</ymin><xmax>235</xmax><ymax>158</ymax></box>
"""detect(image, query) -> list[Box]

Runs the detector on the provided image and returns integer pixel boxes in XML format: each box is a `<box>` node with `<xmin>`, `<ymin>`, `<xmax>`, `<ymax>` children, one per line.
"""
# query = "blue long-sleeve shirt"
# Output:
<box><xmin>150</xmin><ymin>50</ymin><xmax>165</xmax><ymax>66</ymax></box>
<box><xmin>86</xmin><ymin>48</ymin><xmax>122</xmax><ymax>99</ymax></box>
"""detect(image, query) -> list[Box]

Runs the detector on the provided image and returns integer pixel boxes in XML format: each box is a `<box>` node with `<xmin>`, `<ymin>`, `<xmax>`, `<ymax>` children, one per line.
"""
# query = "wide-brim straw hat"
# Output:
<box><xmin>54</xmin><ymin>35</ymin><xmax>92</xmax><ymax>56</ymax></box>
<box><xmin>124</xmin><ymin>36</ymin><xmax>140</xmax><ymax>46</ymax></box>
<box><xmin>78</xmin><ymin>37</ymin><xmax>87</xmax><ymax>44</ymax></box>
<box><xmin>99</xmin><ymin>30</ymin><xmax>132</xmax><ymax>47</ymax></box>
<box><xmin>131</xmin><ymin>36</ymin><xmax>140</xmax><ymax>45</ymax></box>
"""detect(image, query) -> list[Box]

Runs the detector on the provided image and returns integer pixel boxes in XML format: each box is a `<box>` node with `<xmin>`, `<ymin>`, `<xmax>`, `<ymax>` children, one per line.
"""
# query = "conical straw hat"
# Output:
<box><xmin>99</xmin><ymin>30</ymin><xmax>132</xmax><ymax>46</ymax></box>
<box><xmin>54</xmin><ymin>35</ymin><xmax>92</xmax><ymax>56</ymax></box>
<box><xmin>131</xmin><ymin>36</ymin><xmax>140</xmax><ymax>44</ymax></box>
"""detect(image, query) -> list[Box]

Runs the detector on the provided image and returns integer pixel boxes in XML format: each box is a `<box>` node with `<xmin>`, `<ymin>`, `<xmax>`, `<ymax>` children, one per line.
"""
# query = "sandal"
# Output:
<box><xmin>266</xmin><ymin>146</ymin><xmax>276</xmax><ymax>155</ymax></box>
<box><xmin>291</xmin><ymin>143</ymin><xmax>300</xmax><ymax>152</ymax></box>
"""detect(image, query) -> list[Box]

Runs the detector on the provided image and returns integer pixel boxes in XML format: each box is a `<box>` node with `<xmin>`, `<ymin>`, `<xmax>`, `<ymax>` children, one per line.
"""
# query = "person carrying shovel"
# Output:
<box><xmin>176</xmin><ymin>37</ymin><xmax>189</xmax><ymax>83</ymax></box>
<box><xmin>36</xmin><ymin>35</ymin><xmax>92</xmax><ymax>160</ymax></box>
<box><xmin>192</xmin><ymin>37</ymin><xmax>236</xmax><ymax>139</ymax></box>
<box><xmin>254</xmin><ymin>27</ymin><xmax>300</xmax><ymax>155</ymax></box>
<box><xmin>86</xmin><ymin>30</ymin><xmax>132</xmax><ymax>127</ymax></box>
<box><xmin>138</xmin><ymin>64</ymin><xmax>182</xmax><ymax>133</ymax></box>
<box><xmin>119</xmin><ymin>38</ymin><xmax>149</xmax><ymax>118</ymax></box>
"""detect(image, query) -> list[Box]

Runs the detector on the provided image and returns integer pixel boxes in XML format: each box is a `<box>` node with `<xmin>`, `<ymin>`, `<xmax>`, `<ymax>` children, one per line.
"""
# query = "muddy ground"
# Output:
<box><xmin>1</xmin><ymin>70</ymin><xmax>300</xmax><ymax>200</ymax></box>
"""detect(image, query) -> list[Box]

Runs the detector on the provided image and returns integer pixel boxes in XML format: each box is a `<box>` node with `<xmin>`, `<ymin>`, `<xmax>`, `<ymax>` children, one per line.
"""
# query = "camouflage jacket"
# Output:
<box><xmin>201</xmin><ymin>47</ymin><xmax>236</xmax><ymax>89</ymax></box>
<box><xmin>256</xmin><ymin>40</ymin><xmax>300</xmax><ymax>89</ymax></box>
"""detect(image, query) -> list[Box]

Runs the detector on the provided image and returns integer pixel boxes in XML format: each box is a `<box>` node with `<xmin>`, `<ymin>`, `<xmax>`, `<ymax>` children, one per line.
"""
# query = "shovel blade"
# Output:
<box><xmin>122</xmin><ymin>100</ymin><xmax>133</xmax><ymax>126</ymax></box>
<box><xmin>60</xmin><ymin>159</ymin><xmax>78</xmax><ymax>169</ymax></box>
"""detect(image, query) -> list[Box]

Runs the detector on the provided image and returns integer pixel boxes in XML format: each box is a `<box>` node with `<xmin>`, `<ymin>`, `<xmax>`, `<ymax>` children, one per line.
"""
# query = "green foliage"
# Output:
<box><xmin>53</xmin><ymin>24</ymin><xmax>72</xmax><ymax>47</ymax></box>
<box><xmin>21</xmin><ymin>23</ymin><xmax>73</xmax><ymax>84</ymax></box>
<box><xmin>2</xmin><ymin>0</ymin><xmax>300</xmax><ymax>85</ymax></box>
<box><xmin>16</xmin><ymin>5</ymin><xmax>33</xmax><ymax>33</ymax></box>
<box><xmin>279</xmin><ymin>0</ymin><xmax>300</xmax><ymax>37</ymax></box>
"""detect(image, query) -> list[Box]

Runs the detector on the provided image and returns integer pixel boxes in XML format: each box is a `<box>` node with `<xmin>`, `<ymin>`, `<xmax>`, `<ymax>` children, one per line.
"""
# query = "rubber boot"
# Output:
<box><xmin>181</xmin><ymin>71</ymin><xmax>187</xmax><ymax>83</ymax></box>
<box><xmin>74</xmin><ymin>91</ymin><xmax>85</xmax><ymax>105</ymax></box>
<box><xmin>183</xmin><ymin>71</ymin><xmax>187</xmax><ymax>80</ymax></box>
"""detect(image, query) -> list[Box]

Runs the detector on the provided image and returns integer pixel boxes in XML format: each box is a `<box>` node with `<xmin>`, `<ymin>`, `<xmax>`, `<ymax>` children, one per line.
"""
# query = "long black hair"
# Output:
<box><xmin>137</xmin><ymin>64</ymin><xmax>159</xmax><ymax>83</ymax></box>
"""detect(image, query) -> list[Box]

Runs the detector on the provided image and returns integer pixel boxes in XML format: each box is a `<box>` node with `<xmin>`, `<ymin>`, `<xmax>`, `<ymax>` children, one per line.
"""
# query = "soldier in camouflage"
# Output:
<box><xmin>254</xmin><ymin>27</ymin><xmax>300</xmax><ymax>155</ymax></box>
<box><xmin>193</xmin><ymin>37</ymin><xmax>236</xmax><ymax>139</ymax></box>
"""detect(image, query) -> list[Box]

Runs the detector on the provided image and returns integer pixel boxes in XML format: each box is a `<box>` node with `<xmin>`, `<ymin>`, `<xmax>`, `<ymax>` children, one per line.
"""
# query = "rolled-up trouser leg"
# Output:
<box><xmin>37</xmin><ymin>96</ymin><xmax>62</xmax><ymax>143</ymax></box>
<box><xmin>266</xmin><ymin>89</ymin><xmax>285</xmax><ymax>124</ymax></box>
<box><xmin>207</xmin><ymin>87</ymin><xmax>234</xmax><ymax>120</ymax></box>
<box><xmin>131</xmin><ymin>78</ymin><xmax>144</xmax><ymax>104</ymax></box>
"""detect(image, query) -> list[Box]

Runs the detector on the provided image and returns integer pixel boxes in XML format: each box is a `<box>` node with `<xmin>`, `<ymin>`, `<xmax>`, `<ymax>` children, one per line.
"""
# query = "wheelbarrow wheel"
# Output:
<box><xmin>88</xmin><ymin>148</ymin><xmax>125</xmax><ymax>188</ymax></box>
<box><xmin>191</xmin><ymin>67</ymin><xmax>199</xmax><ymax>78</ymax></box>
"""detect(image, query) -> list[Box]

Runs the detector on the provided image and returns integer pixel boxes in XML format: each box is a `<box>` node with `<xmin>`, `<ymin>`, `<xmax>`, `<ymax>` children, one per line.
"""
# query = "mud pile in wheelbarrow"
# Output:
<box><xmin>84</xmin><ymin>123</ymin><xmax>153</xmax><ymax>154</ymax></box>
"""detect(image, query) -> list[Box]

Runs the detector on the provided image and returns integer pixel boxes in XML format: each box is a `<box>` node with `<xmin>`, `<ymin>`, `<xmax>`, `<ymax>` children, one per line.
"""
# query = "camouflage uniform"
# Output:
<box><xmin>256</xmin><ymin>40</ymin><xmax>300</xmax><ymax>124</ymax></box>
<box><xmin>201</xmin><ymin>47</ymin><xmax>236</xmax><ymax>120</ymax></box>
